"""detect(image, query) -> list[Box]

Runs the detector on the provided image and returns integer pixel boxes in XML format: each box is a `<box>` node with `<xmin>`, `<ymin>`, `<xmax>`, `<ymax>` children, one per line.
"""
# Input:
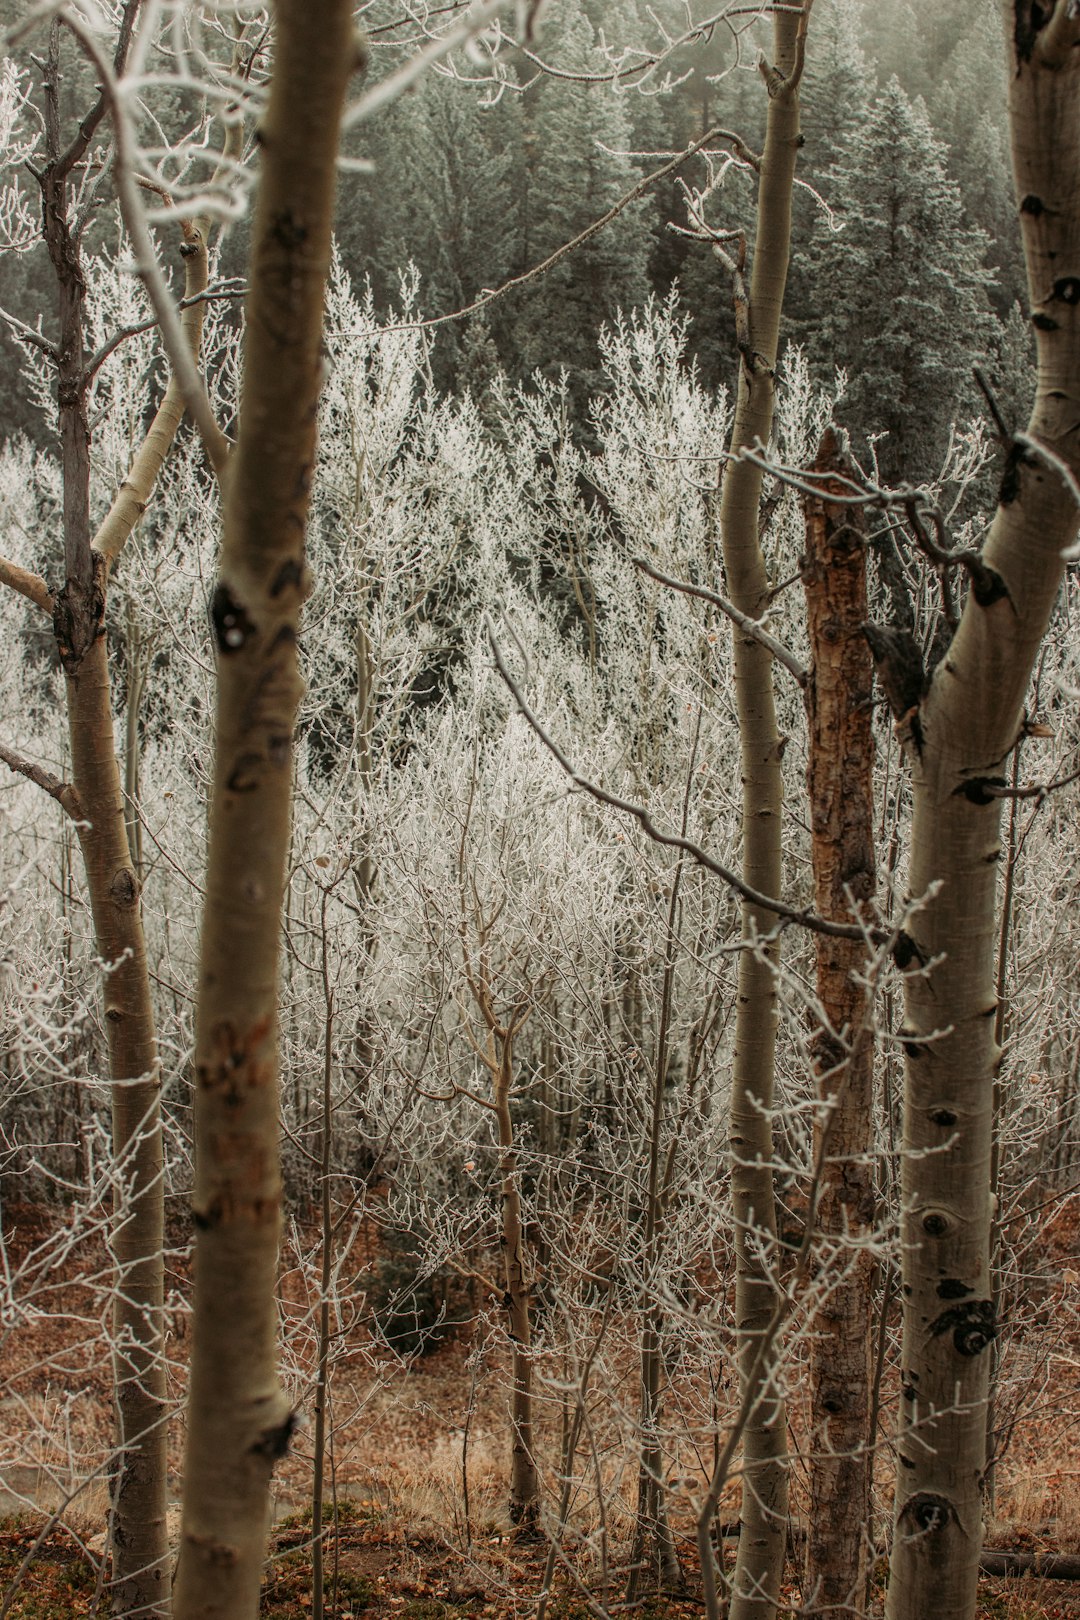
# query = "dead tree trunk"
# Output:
<box><xmin>801</xmin><ymin>430</ymin><xmax>876</xmax><ymax>1617</ymax></box>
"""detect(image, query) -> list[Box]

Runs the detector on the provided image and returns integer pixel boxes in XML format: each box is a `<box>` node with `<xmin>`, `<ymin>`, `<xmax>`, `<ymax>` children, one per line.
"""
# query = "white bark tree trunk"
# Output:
<box><xmin>886</xmin><ymin>8</ymin><xmax>1080</xmax><ymax>1617</ymax></box>
<box><xmin>174</xmin><ymin>6</ymin><xmax>361</xmax><ymax>1615</ymax></box>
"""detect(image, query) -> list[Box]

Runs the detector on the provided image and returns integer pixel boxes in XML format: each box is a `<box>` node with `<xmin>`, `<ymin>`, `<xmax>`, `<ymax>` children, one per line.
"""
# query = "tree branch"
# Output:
<box><xmin>52</xmin><ymin>0</ymin><xmax>140</xmax><ymax>181</ymax></box>
<box><xmin>82</xmin><ymin>282</ymin><xmax>245</xmax><ymax>386</ymax></box>
<box><xmin>363</xmin><ymin>124</ymin><xmax>737</xmax><ymax>340</ymax></box>
<box><xmin>0</xmin><ymin>741</ymin><xmax>81</xmax><ymax>819</ymax></box>
<box><xmin>58</xmin><ymin>8</ymin><xmax>232</xmax><ymax>483</ymax></box>
<box><xmin>0</xmin><ymin>556</ymin><xmax>53</xmax><ymax>614</ymax></box>
<box><xmin>633</xmin><ymin>554</ymin><xmax>807</xmax><ymax>684</ymax></box>
<box><xmin>486</xmin><ymin>619</ymin><xmax>881</xmax><ymax>945</ymax></box>
<box><xmin>0</xmin><ymin>304</ymin><xmax>57</xmax><ymax>361</ymax></box>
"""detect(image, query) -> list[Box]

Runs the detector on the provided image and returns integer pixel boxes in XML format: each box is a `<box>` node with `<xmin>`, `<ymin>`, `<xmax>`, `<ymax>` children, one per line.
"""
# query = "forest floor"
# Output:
<box><xmin>0</xmin><ymin>1196</ymin><xmax>1077</xmax><ymax>1618</ymax></box>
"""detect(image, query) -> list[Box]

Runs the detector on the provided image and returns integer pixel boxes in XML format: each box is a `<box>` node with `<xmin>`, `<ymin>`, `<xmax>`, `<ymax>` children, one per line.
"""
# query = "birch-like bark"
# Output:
<box><xmin>173</xmin><ymin>6</ymin><xmax>360</xmax><ymax>1614</ymax></box>
<box><xmin>801</xmin><ymin>432</ymin><xmax>876</xmax><ymax>1617</ymax></box>
<box><xmin>25</xmin><ymin>14</ymin><xmax>222</xmax><ymax>1610</ymax></box>
<box><xmin>492</xmin><ymin>1015</ymin><xmax>540</xmax><ymax>1528</ymax></box>
<box><xmin>718</xmin><ymin>10</ymin><xmax>809</xmax><ymax>1618</ymax></box>
<box><xmin>885</xmin><ymin>9</ymin><xmax>1080</xmax><ymax>1618</ymax></box>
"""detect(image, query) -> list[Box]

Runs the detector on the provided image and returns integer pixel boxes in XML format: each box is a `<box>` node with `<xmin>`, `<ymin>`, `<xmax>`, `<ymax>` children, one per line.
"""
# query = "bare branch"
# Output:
<box><xmin>981</xmin><ymin>760</ymin><xmax>1080</xmax><ymax>806</ymax></box>
<box><xmin>356</xmin><ymin>124</ymin><xmax>736</xmax><ymax>340</ymax></box>
<box><xmin>57</xmin><ymin>7</ymin><xmax>232</xmax><ymax>483</ymax></box>
<box><xmin>0</xmin><ymin>305</ymin><xmax>57</xmax><ymax>361</ymax></box>
<box><xmin>633</xmin><ymin>554</ymin><xmax>807</xmax><ymax>685</ymax></box>
<box><xmin>0</xmin><ymin>556</ymin><xmax>53</xmax><ymax>614</ymax></box>
<box><xmin>342</xmin><ymin>0</ymin><xmax>502</xmax><ymax>128</ymax></box>
<box><xmin>0</xmin><ymin>741</ymin><xmax>81</xmax><ymax>819</ymax></box>
<box><xmin>52</xmin><ymin>0</ymin><xmax>140</xmax><ymax>181</ymax></box>
<box><xmin>81</xmin><ymin>281</ymin><xmax>245</xmax><ymax>386</ymax></box>
<box><xmin>486</xmin><ymin>619</ymin><xmax>880</xmax><ymax>945</ymax></box>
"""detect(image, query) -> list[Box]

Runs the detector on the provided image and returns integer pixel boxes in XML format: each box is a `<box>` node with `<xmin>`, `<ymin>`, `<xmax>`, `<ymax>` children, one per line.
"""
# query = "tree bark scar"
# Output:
<box><xmin>900</xmin><ymin>1493</ymin><xmax>956</xmax><ymax>1535</ymax></box>
<box><xmin>227</xmin><ymin>752</ymin><xmax>264</xmax><ymax>794</ymax></box>
<box><xmin>929</xmin><ymin>1299</ymin><xmax>997</xmax><ymax>1356</ymax></box>
<box><xmin>250</xmin><ymin>1411</ymin><xmax>297</xmax><ymax>1460</ymax></box>
<box><xmin>53</xmin><ymin>574</ymin><xmax>106</xmax><ymax>670</ymax></box>
<box><xmin>183</xmin><ymin>1533</ymin><xmax>238</xmax><ymax>1567</ymax></box>
<box><xmin>1014</xmin><ymin>3</ymin><xmax>1049</xmax><ymax>65</ymax></box>
<box><xmin>109</xmin><ymin>866</ymin><xmax>139</xmax><ymax>907</ymax></box>
<box><xmin>937</xmin><ymin>1279</ymin><xmax>975</xmax><ymax>1300</ymax></box>
<box><xmin>211</xmin><ymin>583</ymin><xmax>255</xmax><ymax>653</ymax></box>
<box><xmin>269</xmin><ymin>556</ymin><xmax>305</xmax><ymax>596</ymax></box>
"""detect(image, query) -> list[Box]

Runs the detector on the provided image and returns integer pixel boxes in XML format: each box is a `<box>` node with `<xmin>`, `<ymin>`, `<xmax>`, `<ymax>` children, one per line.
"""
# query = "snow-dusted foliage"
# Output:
<box><xmin>0</xmin><ymin>226</ymin><xmax>1076</xmax><ymax>1562</ymax></box>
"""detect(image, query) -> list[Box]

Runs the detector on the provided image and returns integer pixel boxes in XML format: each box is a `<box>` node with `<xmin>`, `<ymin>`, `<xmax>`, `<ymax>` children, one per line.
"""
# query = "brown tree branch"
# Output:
<box><xmin>0</xmin><ymin>557</ymin><xmax>53</xmax><ymax>614</ymax></box>
<box><xmin>633</xmin><ymin>554</ymin><xmax>807</xmax><ymax>683</ymax></box>
<box><xmin>0</xmin><ymin>741</ymin><xmax>81</xmax><ymax>819</ymax></box>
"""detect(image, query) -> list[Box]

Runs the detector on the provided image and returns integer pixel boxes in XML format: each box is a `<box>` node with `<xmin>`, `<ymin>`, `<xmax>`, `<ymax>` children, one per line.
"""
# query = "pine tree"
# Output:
<box><xmin>513</xmin><ymin>0</ymin><xmax>651</xmax><ymax>397</ymax></box>
<box><xmin>928</xmin><ymin>9</ymin><xmax>1025</xmax><ymax>315</ymax></box>
<box><xmin>785</xmin><ymin>0</ymin><xmax>872</xmax><ymax>345</ymax></box>
<box><xmin>338</xmin><ymin>74</ymin><xmax>523</xmax><ymax>387</ymax></box>
<box><xmin>804</xmin><ymin>78</ymin><xmax>996</xmax><ymax>478</ymax></box>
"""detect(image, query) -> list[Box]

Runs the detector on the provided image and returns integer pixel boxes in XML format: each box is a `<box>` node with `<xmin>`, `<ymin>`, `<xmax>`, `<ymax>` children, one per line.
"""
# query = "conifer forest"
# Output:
<box><xmin>0</xmin><ymin>2</ymin><xmax>1078</xmax><ymax>1618</ymax></box>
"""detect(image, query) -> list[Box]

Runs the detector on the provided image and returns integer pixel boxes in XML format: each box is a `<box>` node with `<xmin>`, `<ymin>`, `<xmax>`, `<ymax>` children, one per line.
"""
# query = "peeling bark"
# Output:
<box><xmin>802</xmin><ymin>432</ymin><xmax>876</xmax><ymax>1617</ymax></box>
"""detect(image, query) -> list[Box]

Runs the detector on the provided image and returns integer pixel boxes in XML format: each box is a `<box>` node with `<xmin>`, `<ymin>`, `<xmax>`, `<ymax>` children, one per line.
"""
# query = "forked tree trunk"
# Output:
<box><xmin>801</xmin><ymin>432</ymin><xmax>876</xmax><ymax>1617</ymax></box>
<box><xmin>173</xmin><ymin>5</ymin><xmax>360</xmax><ymax>1616</ymax></box>
<box><xmin>885</xmin><ymin>9</ymin><xmax>1080</xmax><ymax>1618</ymax></box>
<box><xmin>718</xmin><ymin>10</ymin><xmax>809</xmax><ymax>1618</ymax></box>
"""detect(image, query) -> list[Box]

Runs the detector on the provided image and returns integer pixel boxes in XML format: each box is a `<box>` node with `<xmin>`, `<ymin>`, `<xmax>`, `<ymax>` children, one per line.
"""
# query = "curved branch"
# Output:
<box><xmin>58</xmin><ymin>7</ymin><xmax>231</xmax><ymax>482</ymax></box>
<box><xmin>362</xmin><ymin>124</ymin><xmax>736</xmax><ymax>340</ymax></box>
<box><xmin>633</xmin><ymin>554</ymin><xmax>807</xmax><ymax>684</ymax></box>
<box><xmin>486</xmin><ymin>620</ymin><xmax>878</xmax><ymax>945</ymax></box>
<box><xmin>0</xmin><ymin>740</ymin><xmax>81</xmax><ymax>819</ymax></box>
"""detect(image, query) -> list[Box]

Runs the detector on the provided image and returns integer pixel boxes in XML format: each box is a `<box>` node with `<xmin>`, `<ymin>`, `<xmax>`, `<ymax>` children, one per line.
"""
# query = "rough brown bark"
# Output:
<box><xmin>801</xmin><ymin>431</ymin><xmax>876</xmax><ymax>1617</ymax></box>
<box><xmin>173</xmin><ymin>6</ymin><xmax>361</xmax><ymax>1613</ymax></box>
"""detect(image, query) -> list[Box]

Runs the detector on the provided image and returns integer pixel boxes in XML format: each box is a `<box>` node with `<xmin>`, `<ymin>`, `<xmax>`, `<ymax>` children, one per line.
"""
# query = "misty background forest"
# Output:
<box><xmin>0</xmin><ymin>2</ymin><xmax>1077</xmax><ymax>1619</ymax></box>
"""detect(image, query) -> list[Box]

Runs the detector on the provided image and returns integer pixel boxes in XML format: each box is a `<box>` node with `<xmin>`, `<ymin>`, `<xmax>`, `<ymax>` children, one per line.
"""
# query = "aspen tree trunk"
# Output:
<box><xmin>719</xmin><ymin>10</ymin><xmax>809</xmax><ymax>1618</ymax></box>
<box><xmin>86</xmin><ymin>223</ymin><xmax>216</xmax><ymax>1618</ymax></box>
<box><xmin>801</xmin><ymin>432</ymin><xmax>876</xmax><ymax>1617</ymax></box>
<box><xmin>626</xmin><ymin>869</ymin><xmax>685</xmax><ymax>1602</ymax></box>
<box><xmin>26</xmin><ymin>15</ymin><xmax>223</xmax><ymax>1610</ymax></box>
<box><xmin>492</xmin><ymin>1019</ymin><xmax>541</xmax><ymax>1528</ymax></box>
<box><xmin>173</xmin><ymin>6</ymin><xmax>360</xmax><ymax>1616</ymax></box>
<box><xmin>885</xmin><ymin>9</ymin><xmax>1080</xmax><ymax>1619</ymax></box>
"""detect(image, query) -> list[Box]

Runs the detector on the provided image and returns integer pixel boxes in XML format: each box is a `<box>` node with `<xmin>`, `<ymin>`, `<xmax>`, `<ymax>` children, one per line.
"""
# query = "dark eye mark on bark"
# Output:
<box><xmin>1014</xmin><ymin>3</ymin><xmax>1050</xmax><ymax>65</ymax></box>
<box><xmin>270</xmin><ymin>557</ymin><xmax>305</xmax><ymax>597</ymax></box>
<box><xmin>930</xmin><ymin>1298</ymin><xmax>996</xmax><ymax>1356</ymax></box>
<box><xmin>211</xmin><ymin>585</ymin><xmax>255</xmax><ymax>654</ymax></box>
<box><xmin>227</xmin><ymin>753</ymin><xmax>263</xmax><ymax>794</ymax></box>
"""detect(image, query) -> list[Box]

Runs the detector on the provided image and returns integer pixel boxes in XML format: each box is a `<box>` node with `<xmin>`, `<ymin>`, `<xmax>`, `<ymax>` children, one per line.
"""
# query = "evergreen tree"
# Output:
<box><xmin>513</xmin><ymin>0</ymin><xmax>652</xmax><ymax>397</ymax></box>
<box><xmin>927</xmin><ymin>8</ymin><xmax>1024</xmax><ymax>315</ymax></box>
<box><xmin>803</xmin><ymin>78</ymin><xmax>996</xmax><ymax>479</ymax></box>
<box><xmin>785</xmin><ymin>0</ymin><xmax>872</xmax><ymax>345</ymax></box>
<box><xmin>338</xmin><ymin>74</ymin><xmax>523</xmax><ymax>387</ymax></box>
